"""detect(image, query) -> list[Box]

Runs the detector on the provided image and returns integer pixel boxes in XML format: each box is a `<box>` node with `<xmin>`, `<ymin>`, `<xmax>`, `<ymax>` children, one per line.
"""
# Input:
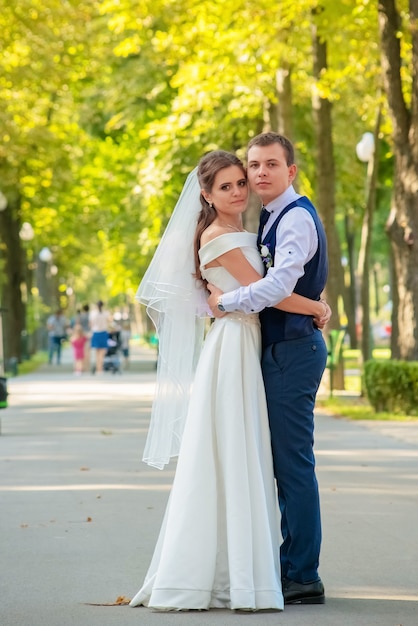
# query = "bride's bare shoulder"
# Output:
<box><xmin>200</xmin><ymin>224</ymin><xmax>230</xmax><ymax>247</ymax></box>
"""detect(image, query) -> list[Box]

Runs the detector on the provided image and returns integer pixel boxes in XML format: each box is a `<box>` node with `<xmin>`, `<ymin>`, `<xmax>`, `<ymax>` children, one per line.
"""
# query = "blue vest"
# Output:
<box><xmin>259</xmin><ymin>196</ymin><xmax>328</xmax><ymax>347</ymax></box>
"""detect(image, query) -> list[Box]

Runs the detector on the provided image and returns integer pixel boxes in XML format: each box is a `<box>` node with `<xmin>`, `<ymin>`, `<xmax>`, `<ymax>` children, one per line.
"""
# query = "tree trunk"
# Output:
<box><xmin>378</xmin><ymin>0</ymin><xmax>418</xmax><ymax>359</ymax></box>
<box><xmin>255</xmin><ymin>64</ymin><xmax>294</xmax><ymax>235</ymax></box>
<box><xmin>266</xmin><ymin>64</ymin><xmax>293</xmax><ymax>136</ymax></box>
<box><xmin>0</xmin><ymin>197</ymin><xmax>26</xmax><ymax>362</ymax></box>
<box><xmin>276</xmin><ymin>65</ymin><xmax>293</xmax><ymax>137</ymax></box>
<box><xmin>344</xmin><ymin>214</ymin><xmax>358</xmax><ymax>348</ymax></box>
<box><xmin>312</xmin><ymin>18</ymin><xmax>345</xmax><ymax>389</ymax></box>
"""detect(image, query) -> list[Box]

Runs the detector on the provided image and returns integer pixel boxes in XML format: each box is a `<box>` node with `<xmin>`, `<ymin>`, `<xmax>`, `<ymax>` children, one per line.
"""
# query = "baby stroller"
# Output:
<box><xmin>103</xmin><ymin>330</ymin><xmax>122</xmax><ymax>374</ymax></box>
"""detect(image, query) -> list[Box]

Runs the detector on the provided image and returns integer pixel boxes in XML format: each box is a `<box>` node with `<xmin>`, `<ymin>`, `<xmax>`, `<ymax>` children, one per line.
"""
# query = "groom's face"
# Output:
<box><xmin>246</xmin><ymin>143</ymin><xmax>297</xmax><ymax>205</ymax></box>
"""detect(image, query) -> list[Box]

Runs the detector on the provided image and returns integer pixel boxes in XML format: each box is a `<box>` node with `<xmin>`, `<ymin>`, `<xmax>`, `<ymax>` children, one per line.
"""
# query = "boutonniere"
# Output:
<box><xmin>259</xmin><ymin>243</ymin><xmax>273</xmax><ymax>269</ymax></box>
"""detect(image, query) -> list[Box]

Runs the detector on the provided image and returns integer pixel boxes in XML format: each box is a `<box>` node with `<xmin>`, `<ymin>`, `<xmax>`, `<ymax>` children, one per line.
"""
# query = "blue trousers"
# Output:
<box><xmin>261</xmin><ymin>330</ymin><xmax>327</xmax><ymax>584</ymax></box>
<box><xmin>48</xmin><ymin>336</ymin><xmax>64</xmax><ymax>364</ymax></box>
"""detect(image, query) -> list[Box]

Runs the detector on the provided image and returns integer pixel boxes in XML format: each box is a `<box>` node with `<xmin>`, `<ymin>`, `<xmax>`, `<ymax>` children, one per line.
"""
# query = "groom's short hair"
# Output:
<box><xmin>246</xmin><ymin>132</ymin><xmax>295</xmax><ymax>166</ymax></box>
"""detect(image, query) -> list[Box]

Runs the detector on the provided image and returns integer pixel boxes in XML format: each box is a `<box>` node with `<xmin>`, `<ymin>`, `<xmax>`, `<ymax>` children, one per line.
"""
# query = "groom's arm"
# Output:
<box><xmin>207</xmin><ymin>208</ymin><xmax>317</xmax><ymax>315</ymax></box>
<box><xmin>207</xmin><ymin>269</ymin><xmax>294</xmax><ymax>316</ymax></box>
<box><xmin>207</xmin><ymin>235</ymin><xmax>308</xmax><ymax>316</ymax></box>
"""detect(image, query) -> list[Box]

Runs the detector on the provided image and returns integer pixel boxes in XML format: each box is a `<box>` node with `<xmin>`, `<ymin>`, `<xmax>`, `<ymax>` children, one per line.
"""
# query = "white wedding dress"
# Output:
<box><xmin>130</xmin><ymin>232</ymin><xmax>283</xmax><ymax>611</ymax></box>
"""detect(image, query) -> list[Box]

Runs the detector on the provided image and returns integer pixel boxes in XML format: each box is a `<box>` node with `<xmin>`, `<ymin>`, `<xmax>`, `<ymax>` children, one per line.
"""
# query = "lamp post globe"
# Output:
<box><xmin>19</xmin><ymin>222</ymin><xmax>35</xmax><ymax>242</ymax></box>
<box><xmin>356</xmin><ymin>132</ymin><xmax>375</xmax><ymax>163</ymax></box>
<box><xmin>0</xmin><ymin>191</ymin><xmax>7</xmax><ymax>212</ymax></box>
<box><xmin>39</xmin><ymin>247</ymin><xmax>53</xmax><ymax>263</ymax></box>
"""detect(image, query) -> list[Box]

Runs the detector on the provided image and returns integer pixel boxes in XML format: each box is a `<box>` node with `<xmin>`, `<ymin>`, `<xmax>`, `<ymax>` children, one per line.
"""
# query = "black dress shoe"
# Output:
<box><xmin>282</xmin><ymin>577</ymin><xmax>325</xmax><ymax>605</ymax></box>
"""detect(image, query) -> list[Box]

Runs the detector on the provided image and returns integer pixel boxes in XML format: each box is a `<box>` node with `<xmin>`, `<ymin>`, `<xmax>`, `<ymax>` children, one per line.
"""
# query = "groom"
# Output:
<box><xmin>207</xmin><ymin>132</ymin><xmax>329</xmax><ymax>605</ymax></box>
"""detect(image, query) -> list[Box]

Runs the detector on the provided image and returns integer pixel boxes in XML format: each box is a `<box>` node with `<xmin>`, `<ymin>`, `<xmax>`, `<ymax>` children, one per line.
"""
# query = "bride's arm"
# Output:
<box><xmin>276</xmin><ymin>293</ymin><xmax>330</xmax><ymax>327</ymax></box>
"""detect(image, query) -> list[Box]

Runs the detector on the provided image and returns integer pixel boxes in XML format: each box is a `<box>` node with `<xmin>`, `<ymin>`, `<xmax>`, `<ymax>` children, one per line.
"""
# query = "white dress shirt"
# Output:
<box><xmin>221</xmin><ymin>185</ymin><xmax>318</xmax><ymax>314</ymax></box>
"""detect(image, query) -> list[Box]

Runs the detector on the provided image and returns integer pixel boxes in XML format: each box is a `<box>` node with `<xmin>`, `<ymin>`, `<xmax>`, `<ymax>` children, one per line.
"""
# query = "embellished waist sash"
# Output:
<box><xmin>224</xmin><ymin>312</ymin><xmax>260</xmax><ymax>326</ymax></box>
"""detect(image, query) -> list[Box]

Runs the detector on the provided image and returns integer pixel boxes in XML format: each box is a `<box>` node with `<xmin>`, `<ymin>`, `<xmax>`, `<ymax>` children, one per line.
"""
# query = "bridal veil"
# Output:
<box><xmin>136</xmin><ymin>168</ymin><xmax>208</xmax><ymax>469</ymax></box>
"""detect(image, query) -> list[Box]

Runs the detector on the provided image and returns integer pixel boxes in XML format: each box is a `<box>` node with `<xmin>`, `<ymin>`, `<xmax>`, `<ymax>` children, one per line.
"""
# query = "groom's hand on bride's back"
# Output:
<box><xmin>207</xmin><ymin>284</ymin><xmax>226</xmax><ymax>318</ymax></box>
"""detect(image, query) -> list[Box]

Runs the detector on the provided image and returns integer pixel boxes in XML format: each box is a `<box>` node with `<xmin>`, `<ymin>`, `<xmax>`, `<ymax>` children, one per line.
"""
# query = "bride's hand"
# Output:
<box><xmin>314</xmin><ymin>299</ymin><xmax>331</xmax><ymax>329</ymax></box>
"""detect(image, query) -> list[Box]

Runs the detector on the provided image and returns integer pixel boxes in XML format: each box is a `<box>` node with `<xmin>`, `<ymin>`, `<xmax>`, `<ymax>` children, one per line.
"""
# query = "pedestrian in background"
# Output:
<box><xmin>89</xmin><ymin>301</ymin><xmax>110</xmax><ymax>374</ymax></box>
<box><xmin>120</xmin><ymin>321</ymin><xmax>131</xmax><ymax>369</ymax></box>
<box><xmin>46</xmin><ymin>309</ymin><xmax>69</xmax><ymax>365</ymax></box>
<box><xmin>70</xmin><ymin>324</ymin><xmax>87</xmax><ymax>376</ymax></box>
<box><xmin>79</xmin><ymin>304</ymin><xmax>91</xmax><ymax>372</ymax></box>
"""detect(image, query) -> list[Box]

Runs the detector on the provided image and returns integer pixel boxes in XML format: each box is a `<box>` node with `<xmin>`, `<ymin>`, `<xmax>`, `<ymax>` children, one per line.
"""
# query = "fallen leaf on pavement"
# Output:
<box><xmin>85</xmin><ymin>595</ymin><xmax>131</xmax><ymax>606</ymax></box>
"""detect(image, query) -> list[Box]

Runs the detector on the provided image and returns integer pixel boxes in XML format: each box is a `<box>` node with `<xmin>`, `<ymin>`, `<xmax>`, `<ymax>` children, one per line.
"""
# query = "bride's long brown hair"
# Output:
<box><xmin>193</xmin><ymin>150</ymin><xmax>246</xmax><ymax>283</ymax></box>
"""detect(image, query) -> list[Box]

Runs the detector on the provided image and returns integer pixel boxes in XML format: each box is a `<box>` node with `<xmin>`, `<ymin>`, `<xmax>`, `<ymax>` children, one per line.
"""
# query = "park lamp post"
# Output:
<box><xmin>356</xmin><ymin>131</ymin><xmax>376</xmax><ymax>364</ymax></box>
<box><xmin>19</xmin><ymin>226</ymin><xmax>54</xmax><ymax>353</ymax></box>
<box><xmin>38</xmin><ymin>247</ymin><xmax>53</xmax><ymax>308</ymax></box>
<box><xmin>38</xmin><ymin>246</ymin><xmax>53</xmax><ymax>350</ymax></box>
<box><xmin>19</xmin><ymin>222</ymin><xmax>36</xmax><ymax>358</ymax></box>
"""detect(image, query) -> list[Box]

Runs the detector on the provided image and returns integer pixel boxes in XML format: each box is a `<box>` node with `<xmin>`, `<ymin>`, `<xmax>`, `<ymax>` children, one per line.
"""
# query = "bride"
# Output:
<box><xmin>130</xmin><ymin>151</ymin><xmax>328</xmax><ymax>612</ymax></box>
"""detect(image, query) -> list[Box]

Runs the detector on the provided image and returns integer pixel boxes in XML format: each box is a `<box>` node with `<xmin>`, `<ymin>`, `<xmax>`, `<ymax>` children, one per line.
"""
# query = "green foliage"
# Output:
<box><xmin>364</xmin><ymin>360</ymin><xmax>418</xmax><ymax>415</ymax></box>
<box><xmin>5</xmin><ymin>350</ymin><xmax>48</xmax><ymax>377</ymax></box>
<box><xmin>0</xmin><ymin>0</ymin><xmax>413</xmax><ymax>338</ymax></box>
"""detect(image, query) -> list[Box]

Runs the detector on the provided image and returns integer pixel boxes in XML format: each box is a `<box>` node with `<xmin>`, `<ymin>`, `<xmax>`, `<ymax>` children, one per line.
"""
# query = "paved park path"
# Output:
<box><xmin>0</xmin><ymin>345</ymin><xmax>417</xmax><ymax>626</ymax></box>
